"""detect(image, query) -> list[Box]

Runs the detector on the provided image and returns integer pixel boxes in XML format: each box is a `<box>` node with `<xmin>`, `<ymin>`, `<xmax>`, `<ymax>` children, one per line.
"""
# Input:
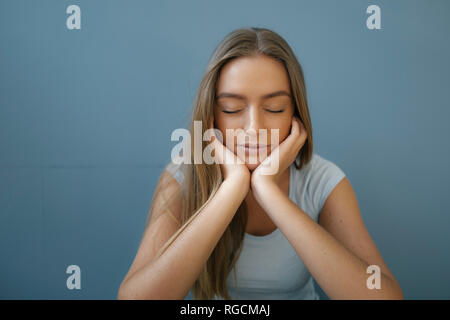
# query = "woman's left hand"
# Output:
<box><xmin>251</xmin><ymin>116</ymin><xmax>307</xmax><ymax>190</ymax></box>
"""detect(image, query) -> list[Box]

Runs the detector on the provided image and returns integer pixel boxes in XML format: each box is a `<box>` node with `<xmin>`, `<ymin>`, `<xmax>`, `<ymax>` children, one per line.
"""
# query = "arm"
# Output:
<box><xmin>117</xmin><ymin>172</ymin><xmax>249</xmax><ymax>300</ymax></box>
<box><xmin>251</xmin><ymin>176</ymin><xmax>404</xmax><ymax>300</ymax></box>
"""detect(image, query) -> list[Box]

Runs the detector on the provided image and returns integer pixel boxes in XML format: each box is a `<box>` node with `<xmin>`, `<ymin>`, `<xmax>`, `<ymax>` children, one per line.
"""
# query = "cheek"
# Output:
<box><xmin>279</xmin><ymin>125</ymin><xmax>291</xmax><ymax>142</ymax></box>
<box><xmin>214</xmin><ymin>118</ymin><xmax>235</xmax><ymax>145</ymax></box>
<box><xmin>268</xmin><ymin>119</ymin><xmax>292</xmax><ymax>144</ymax></box>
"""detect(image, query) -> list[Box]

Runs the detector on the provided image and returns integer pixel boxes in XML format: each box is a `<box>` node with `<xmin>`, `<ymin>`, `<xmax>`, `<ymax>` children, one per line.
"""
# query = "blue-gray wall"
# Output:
<box><xmin>1</xmin><ymin>0</ymin><xmax>449</xmax><ymax>299</ymax></box>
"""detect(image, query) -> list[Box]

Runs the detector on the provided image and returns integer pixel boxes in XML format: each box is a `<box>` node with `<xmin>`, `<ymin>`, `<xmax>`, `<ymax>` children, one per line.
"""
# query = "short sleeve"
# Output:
<box><xmin>311</xmin><ymin>155</ymin><xmax>346</xmax><ymax>215</ymax></box>
<box><xmin>164</xmin><ymin>161</ymin><xmax>185</xmax><ymax>185</ymax></box>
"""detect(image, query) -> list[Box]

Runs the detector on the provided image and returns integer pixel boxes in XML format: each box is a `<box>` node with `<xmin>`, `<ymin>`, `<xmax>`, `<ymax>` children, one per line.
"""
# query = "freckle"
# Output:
<box><xmin>339</xmin><ymin>219</ymin><xmax>343</xmax><ymax>223</ymax></box>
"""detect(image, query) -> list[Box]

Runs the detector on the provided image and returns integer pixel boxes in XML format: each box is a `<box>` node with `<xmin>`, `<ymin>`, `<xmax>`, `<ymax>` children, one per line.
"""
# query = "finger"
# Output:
<box><xmin>207</xmin><ymin>126</ymin><xmax>217</xmax><ymax>143</ymax></box>
<box><xmin>295</xmin><ymin>118</ymin><xmax>307</xmax><ymax>140</ymax></box>
<box><xmin>212</xmin><ymin>138</ymin><xmax>224</xmax><ymax>163</ymax></box>
<box><xmin>210</xmin><ymin>117</ymin><xmax>214</xmax><ymax>129</ymax></box>
<box><xmin>296</xmin><ymin>117</ymin><xmax>306</xmax><ymax>131</ymax></box>
<box><xmin>281</xmin><ymin>117</ymin><xmax>303</xmax><ymax>152</ymax></box>
<box><xmin>291</xmin><ymin>116</ymin><xmax>301</xmax><ymax>134</ymax></box>
<box><xmin>284</xmin><ymin>117</ymin><xmax>300</xmax><ymax>143</ymax></box>
<box><xmin>295</xmin><ymin>119</ymin><xmax>308</xmax><ymax>148</ymax></box>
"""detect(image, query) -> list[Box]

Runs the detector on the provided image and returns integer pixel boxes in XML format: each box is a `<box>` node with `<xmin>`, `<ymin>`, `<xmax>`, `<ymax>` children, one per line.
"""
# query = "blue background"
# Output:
<box><xmin>1</xmin><ymin>0</ymin><xmax>449</xmax><ymax>299</ymax></box>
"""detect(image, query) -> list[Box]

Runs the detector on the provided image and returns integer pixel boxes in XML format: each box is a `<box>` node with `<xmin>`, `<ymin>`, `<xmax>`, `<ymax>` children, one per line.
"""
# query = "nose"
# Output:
<box><xmin>243</xmin><ymin>105</ymin><xmax>264</xmax><ymax>133</ymax></box>
<box><xmin>239</xmin><ymin>105</ymin><xmax>267</xmax><ymax>145</ymax></box>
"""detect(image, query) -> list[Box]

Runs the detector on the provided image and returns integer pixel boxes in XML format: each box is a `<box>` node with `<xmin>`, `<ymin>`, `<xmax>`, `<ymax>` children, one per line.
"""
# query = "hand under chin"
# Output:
<box><xmin>246</xmin><ymin>162</ymin><xmax>259</xmax><ymax>171</ymax></box>
<box><xmin>245</xmin><ymin>156</ymin><xmax>269</xmax><ymax>171</ymax></box>
<box><xmin>233</xmin><ymin>147</ymin><xmax>272</xmax><ymax>171</ymax></box>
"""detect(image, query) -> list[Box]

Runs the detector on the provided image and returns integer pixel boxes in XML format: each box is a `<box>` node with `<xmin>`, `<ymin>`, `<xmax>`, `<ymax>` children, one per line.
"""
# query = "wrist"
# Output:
<box><xmin>251</xmin><ymin>178</ymin><xmax>281</xmax><ymax>207</ymax></box>
<box><xmin>251</xmin><ymin>172</ymin><xmax>276</xmax><ymax>190</ymax></box>
<box><xmin>224</xmin><ymin>171</ymin><xmax>250</xmax><ymax>196</ymax></box>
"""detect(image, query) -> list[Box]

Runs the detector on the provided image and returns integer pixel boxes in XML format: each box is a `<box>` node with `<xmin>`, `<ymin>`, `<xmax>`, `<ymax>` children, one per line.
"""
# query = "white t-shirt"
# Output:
<box><xmin>164</xmin><ymin>153</ymin><xmax>346</xmax><ymax>300</ymax></box>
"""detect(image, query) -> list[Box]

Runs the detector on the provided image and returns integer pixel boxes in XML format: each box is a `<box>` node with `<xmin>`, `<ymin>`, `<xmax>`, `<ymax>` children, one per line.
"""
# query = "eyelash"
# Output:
<box><xmin>222</xmin><ymin>110</ymin><xmax>240</xmax><ymax>114</ymax></box>
<box><xmin>222</xmin><ymin>109</ymin><xmax>285</xmax><ymax>114</ymax></box>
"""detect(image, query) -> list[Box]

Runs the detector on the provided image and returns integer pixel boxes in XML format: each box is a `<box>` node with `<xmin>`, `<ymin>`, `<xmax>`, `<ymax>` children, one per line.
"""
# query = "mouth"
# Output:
<box><xmin>237</xmin><ymin>144</ymin><xmax>270</xmax><ymax>149</ymax></box>
<box><xmin>236</xmin><ymin>144</ymin><xmax>271</xmax><ymax>157</ymax></box>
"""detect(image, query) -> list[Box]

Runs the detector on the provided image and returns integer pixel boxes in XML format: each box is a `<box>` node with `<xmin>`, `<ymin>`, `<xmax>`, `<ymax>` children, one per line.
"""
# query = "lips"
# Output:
<box><xmin>236</xmin><ymin>144</ymin><xmax>270</xmax><ymax>157</ymax></box>
<box><xmin>237</xmin><ymin>144</ymin><xmax>269</xmax><ymax>149</ymax></box>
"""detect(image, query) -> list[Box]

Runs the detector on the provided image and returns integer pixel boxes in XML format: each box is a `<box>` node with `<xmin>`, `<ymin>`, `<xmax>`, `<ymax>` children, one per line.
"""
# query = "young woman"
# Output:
<box><xmin>118</xmin><ymin>27</ymin><xmax>403</xmax><ymax>300</ymax></box>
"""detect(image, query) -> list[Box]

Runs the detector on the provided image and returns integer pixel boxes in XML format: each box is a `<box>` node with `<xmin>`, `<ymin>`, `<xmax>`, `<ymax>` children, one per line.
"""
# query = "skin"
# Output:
<box><xmin>212</xmin><ymin>54</ymin><xmax>298</xmax><ymax>235</ymax></box>
<box><xmin>210</xmin><ymin>54</ymin><xmax>404</xmax><ymax>299</ymax></box>
<box><xmin>213</xmin><ymin>54</ymin><xmax>295</xmax><ymax>172</ymax></box>
<box><xmin>118</xmin><ymin>54</ymin><xmax>403</xmax><ymax>300</ymax></box>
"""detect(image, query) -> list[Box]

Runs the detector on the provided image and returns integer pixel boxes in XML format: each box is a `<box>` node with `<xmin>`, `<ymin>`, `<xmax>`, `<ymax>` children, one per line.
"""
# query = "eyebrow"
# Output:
<box><xmin>215</xmin><ymin>90</ymin><xmax>291</xmax><ymax>101</ymax></box>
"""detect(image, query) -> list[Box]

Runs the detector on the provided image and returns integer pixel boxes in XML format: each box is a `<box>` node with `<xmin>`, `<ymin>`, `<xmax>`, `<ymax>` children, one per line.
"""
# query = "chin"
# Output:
<box><xmin>245</xmin><ymin>155</ymin><xmax>270</xmax><ymax>171</ymax></box>
<box><xmin>245</xmin><ymin>162</ymin><xmax>259</xmax><ymax>171</ymax></box>
<box><xmin>237</xmin><ymin>153</ymin><xmax>270</xmax><ymax>172</ymax></box>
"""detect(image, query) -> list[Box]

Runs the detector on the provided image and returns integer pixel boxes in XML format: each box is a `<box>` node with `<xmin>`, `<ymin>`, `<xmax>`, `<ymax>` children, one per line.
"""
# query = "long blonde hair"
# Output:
<box><xmin>148</xmin><ymin>27</ymin><xmax>314</xmax><ymax>299</ymax></box>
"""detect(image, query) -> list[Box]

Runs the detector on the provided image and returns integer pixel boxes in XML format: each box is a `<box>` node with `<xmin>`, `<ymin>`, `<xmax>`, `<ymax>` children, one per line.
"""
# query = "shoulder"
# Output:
<box><xmin>310</xmin><ymin>153</ymin><xmax>346</xmax><ymax>215</ymax></box>
<box><xmin>145</xmin><ymin>162</ymin><xmax>185</xmax><ymax>229</ymax></box>
<box><xmin>292</xmin><ymin>153</ymin><xmax>346</xmax><ymax>217</ymax></box>
<box><xmin>310</xmin><ymin>153</ymin><xmax>345</xmax><ymax>178</ymax></box>
<box><xmin>164</xmin><ymin>160</ymin><xmax>186</xmax><ymax>186</ymax></box>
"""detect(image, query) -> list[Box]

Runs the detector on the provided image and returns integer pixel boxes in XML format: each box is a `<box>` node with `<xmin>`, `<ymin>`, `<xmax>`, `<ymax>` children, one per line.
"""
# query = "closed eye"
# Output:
<box><xmin>221</xmin><ymin>108</ymin><xmax>285</xmax><ymax>114</ymax></box>
<box><xmin>222</xmin><ymin>110</ymin><xmax>242</xmax><ymax>114</ymax></box>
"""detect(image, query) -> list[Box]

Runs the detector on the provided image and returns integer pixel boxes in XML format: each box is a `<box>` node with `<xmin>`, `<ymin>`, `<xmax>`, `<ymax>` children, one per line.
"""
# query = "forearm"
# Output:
<box><xmin>119</xmin><ymin>176</ymin><xmax>249</xmax><ymax>300</ymax></box>
<box><xmin>253</xmin><ymin>182</ymin><xmax>403</xmax><ymax>300</ymax></box>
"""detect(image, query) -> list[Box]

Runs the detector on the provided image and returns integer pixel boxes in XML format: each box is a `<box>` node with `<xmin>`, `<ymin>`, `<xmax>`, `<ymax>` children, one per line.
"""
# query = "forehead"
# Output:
<box><xmin>216</xmin><ymin>55</ymin><xmax>291</xmax><ymax>97</ymax></box>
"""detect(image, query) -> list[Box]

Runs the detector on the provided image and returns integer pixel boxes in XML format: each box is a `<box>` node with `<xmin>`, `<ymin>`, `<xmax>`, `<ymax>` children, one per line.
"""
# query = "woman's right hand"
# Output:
<box><xmin>207</xmin><ymin>118</ymin><xmax>251</xmax><ymax>184</ymax></box>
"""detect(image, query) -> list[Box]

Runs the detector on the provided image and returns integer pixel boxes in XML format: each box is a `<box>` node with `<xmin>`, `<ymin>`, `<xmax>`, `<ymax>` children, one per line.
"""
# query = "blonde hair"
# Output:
<box><xmin>148</xmin><ymin>27</ymin><xmax>314</xmax><ymax>299</ymax></box>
